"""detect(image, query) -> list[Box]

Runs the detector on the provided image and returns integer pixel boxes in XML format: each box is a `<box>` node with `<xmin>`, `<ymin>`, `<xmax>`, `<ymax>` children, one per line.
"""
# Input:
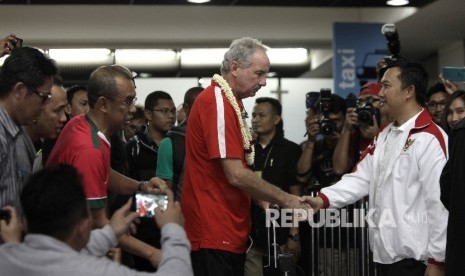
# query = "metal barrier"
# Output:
<box><xmin>298</xmin><ymin>190</ymin><xmax>376</xmax><ymax>276</ymax></box>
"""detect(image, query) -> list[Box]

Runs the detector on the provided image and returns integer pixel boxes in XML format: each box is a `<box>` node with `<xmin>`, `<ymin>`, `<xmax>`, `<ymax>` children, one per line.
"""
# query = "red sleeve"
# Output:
<box><xmin>318</xmin><ymin>192</ymin><xmax>330</xmax><ymax>209</ymax></box>
<box><xmin>200</xmin><ymin>87</ymin><xmax>244</xmax><ymax>160</ymax></box>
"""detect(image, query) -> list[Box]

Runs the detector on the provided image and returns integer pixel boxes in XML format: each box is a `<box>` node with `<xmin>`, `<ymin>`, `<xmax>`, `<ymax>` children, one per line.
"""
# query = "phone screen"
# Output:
<box><xmin>135</xmin><ymin>193</ymin><xmax>168</xmax><ymax>217</ymax></box>
<box><xmin>442</xmin><ymin>67</ymin><xmax>465</xmax><ymax>82</ymax></box>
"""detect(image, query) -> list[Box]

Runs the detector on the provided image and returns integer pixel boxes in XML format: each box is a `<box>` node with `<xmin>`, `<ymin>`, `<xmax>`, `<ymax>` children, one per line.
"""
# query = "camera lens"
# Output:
<box><xmin>358</xmin><ymin>109</ymin><xmax>373</xmax><ymax>125</ymax></box>
<box><xmin>319</xmin><ymin>118</ymin><xmax>335</xmax><ymax>136</ymax></box>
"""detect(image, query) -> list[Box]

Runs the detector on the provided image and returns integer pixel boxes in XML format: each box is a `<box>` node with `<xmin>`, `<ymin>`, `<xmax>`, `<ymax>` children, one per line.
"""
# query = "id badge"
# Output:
<box><xmin>255</xmin><ymin>170</ymin><xmax>262</xmax><ymax>178</ymax></box>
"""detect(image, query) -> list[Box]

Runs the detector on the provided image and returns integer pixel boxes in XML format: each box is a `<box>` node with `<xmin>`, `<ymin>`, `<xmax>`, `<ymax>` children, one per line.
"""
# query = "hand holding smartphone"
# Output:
<box><xmin>442</xmin><ymin>67</ymin><xmax>465</xmax><ymax>82</ymax></box>
<box><xmin>135</xmin><ymin>193</ymin><xmax>168</xmax><ymax>218</ymax></box>
<box><xmin>1</xmin><ymin>34</ymin><xmax>23</xmax><ymax>58</ymax></box>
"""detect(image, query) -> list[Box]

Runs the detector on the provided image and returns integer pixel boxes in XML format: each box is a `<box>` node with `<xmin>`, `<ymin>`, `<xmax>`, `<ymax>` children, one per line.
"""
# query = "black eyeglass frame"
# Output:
<box><xmin>103</xmin><ymin>95</ymin><xmax>138</xmax><ymax>107</ymax></box>
<box><xmin>27</xmin><ymin>86</ymin><xmax>52</xmax><ymax>104</ymax></box>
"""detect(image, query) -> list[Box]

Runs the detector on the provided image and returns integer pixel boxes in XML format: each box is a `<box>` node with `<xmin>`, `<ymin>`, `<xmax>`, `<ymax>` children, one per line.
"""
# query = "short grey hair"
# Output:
<box><xmin>87</xmin><ymin>65</ymin><xmax>134</xmax><ymax>108</ymax></box>
<box><xmin>220</xmin><ymin>37</ymin><xmax>269</xmax><ymax>76</ymax></box>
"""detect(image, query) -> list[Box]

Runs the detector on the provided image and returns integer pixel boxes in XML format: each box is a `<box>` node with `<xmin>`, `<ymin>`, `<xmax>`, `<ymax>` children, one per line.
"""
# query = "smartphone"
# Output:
<box><xmin>442</xmin><ymin>67</ymin><xmax>465</xmax><ymax>82</ymax></box>
<box><xmin>135</xmin><ymin>193</ymin><xmax>168</xmax><ymax>218</ymax></box>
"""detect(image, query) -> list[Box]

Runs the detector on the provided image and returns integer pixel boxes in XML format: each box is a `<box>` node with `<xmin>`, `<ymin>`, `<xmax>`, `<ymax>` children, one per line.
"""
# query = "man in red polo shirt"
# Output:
<box><xmin>46</xmin><ymin>65</ymin><xmax>167</xmax><ymax>268</ymax></box>
<box><xmin>182</xmin><ymin>37</ymin><xmax>305</xmax><ymax>276</ymax></box>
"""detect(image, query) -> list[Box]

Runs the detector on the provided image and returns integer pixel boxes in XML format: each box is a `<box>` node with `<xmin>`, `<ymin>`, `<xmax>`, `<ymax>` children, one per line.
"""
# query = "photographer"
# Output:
<box><xmin>297</xmin><ymin>92</ymin><xmax>347</xmax><ymax>275</ymax></box>
<box><xmin>333</xmin><ymin>82</ymin><xmax>388</xmax><ymax>175</ymax></box>
<box><xmin>297</xmin><ymin>93</ymin><xmax>345</xmax><ymax>188</ymax></box>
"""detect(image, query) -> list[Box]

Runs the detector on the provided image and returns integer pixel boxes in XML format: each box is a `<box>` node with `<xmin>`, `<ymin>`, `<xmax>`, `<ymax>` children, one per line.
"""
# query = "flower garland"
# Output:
<box><xmin>212</xmin><ymin>74</ymin><xmax>254</xmax><ymax>165</ymax></box>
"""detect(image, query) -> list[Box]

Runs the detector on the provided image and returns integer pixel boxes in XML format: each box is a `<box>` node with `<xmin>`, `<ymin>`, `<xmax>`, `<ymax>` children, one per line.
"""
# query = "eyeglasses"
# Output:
<box><xmin>152</xmin><ymin>108</ymin><xmax>176</xmax><ymax>116</ymax></box>
<box><xmin>105</xmin><ymin>95</ymin><xmax>138</xmax><ymax>107</ymax></box>
<box><xmin>27</xmin><ymin>86</ymin><xmax>52</xmax><ymax>104</ymax></box>
<box><xmin>427</xmin><ymin>100</ymin><xmax>446</xmax><ymax>109</ymax></box>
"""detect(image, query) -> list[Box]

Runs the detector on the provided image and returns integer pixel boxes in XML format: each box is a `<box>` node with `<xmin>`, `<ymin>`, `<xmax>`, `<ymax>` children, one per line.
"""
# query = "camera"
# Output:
<box><xmin>345</xmin><ymin>93</ymin><xmax>381</xmax><ymax>127</ymax></box>
<box><xmin>135</xmin><ymin>193</ymin><xmax>168</xmax><ymax>218</ymax></box>
<box><xmin>379</xmin><ymin>24</ymin><xmax>406</xmax><ymax>79</ymax></box>
<box><xmin>357</xmin><ymin>102</ymin><xmax>381</xmax><ymax>127</ymax></box>
<box><xmin>382</xmin><ymin>24</ymin><xmax>400</xmax><ymax>60</ymax></box>
<box><xmin>305</xmin><ymin>91</ymin><xmax>320</xmax><ymax>109</ymax></box>
<box><xmin>318</xmin><ymin>88</ymin><xmax>336</xmax><ymax>136</ymax></box>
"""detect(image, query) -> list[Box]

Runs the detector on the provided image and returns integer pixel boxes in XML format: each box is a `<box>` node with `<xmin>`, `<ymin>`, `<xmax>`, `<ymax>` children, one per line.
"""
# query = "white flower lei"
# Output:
<box><xmin>212</xmin><ymin>74</ymin><xmax>254</xmax><ymax>165</ymax></box>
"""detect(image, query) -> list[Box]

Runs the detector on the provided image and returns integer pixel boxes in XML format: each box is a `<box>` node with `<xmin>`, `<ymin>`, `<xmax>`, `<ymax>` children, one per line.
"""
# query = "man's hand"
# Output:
<box><xmin>343</xmin><ymin>107</ymin><xmax>358</xmax><ymax>131</ymax></box>
<box><xmin>142</xmin><ymin>177</ymin><xmax>168</xmax><ymax>194</ymax></box>
<box><xmin>154</xmin><ymin>189</ymin><xmax>184</xmax><ymax>228</ymax></box>
<box><xmin>281</xmin><ymin>194</ymin><xmax>310</xmax><ymax>210</ymax></box>
<box><xmin>0</xmin><ymin>206</ymin><xmax>23</xmax><ymax>243</ymax></box>
<box><xmin>439</xmin><ymin>74</ymin><xmax>460</xmax><ymax>95</ymax></box>
<box><xmin>425</xmin><ymin>263</ymin><xmax>444</xmax><ymax>276</ymax></box>
<box><xmin>109</xmin><ymin>198</ymin><xmax>139</xmax><ymax>238</ymax></box>
<box><xmin>305</xmin><ymin>116</ymin><xmax>320</xmax><ymax>142</ymax></box>
<box><xmin>359</xmin><ymin>114</ymin><xmax>380</xmax><ymax>140</ymax></box>
<box><xmin>301</xmin><ymin>195</ymin><xmax>324</xmax><ymax>212</ymax></box>
<box><xmin>0</xmin><ymin>34</ymin><xmax>22</xmax><ymax>57</ymax></box>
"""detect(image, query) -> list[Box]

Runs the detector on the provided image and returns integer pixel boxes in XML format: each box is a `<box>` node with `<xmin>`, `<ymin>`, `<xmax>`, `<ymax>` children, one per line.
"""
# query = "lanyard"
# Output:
<box><xmin>257</xmin><ymin>145</ymin><xmax>274</xmax><ymax>171</ymax></box>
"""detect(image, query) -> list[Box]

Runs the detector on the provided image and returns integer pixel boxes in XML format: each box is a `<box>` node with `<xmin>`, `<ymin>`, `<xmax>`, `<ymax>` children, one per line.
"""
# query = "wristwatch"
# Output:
<box><xmin>137</xmin><ymin>181</ymin><xmax>148</xmax><ymax>192</ymax></box>
<box><xmin>288</xmin><ymin>232</ymin><xmax>300</xmax><ymax>241</ymax></box>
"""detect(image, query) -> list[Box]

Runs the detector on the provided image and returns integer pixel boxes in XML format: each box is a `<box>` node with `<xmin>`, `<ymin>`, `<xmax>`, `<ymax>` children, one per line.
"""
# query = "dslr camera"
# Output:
<box><xmin>318</xmin><ymin>88</ymin><xmax>337</xmax><ymax>136</ymax></box>
<box><xmin>345</xmin><ymin>93</ymin><xmax>381</xmax><ymax>127</ymax></box>
<box><xmin>357</xmin><ymin>102</ymin><xmax>381</xmax><ymax>127</ymax></box>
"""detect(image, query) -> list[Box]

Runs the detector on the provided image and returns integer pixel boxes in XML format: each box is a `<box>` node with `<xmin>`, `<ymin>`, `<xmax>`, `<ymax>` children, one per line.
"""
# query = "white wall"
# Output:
<box><xmin>134</xmin><ymin>77</ymin><xmax>332</xmax><ymax>145</ymax></box>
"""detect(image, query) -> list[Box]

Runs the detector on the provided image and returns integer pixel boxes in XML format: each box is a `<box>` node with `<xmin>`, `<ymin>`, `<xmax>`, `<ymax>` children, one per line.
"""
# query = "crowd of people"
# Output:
<box><xmin>0</xmin><ymin>33</ymin><xmax>464</xmax><ymax>276</ymax></box>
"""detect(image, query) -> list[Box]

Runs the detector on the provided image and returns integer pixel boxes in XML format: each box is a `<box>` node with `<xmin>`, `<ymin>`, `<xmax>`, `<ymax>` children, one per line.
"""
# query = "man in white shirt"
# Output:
<box><xmin>303</xmin><ymin>59</ymin><xmax>448</xmax><ymax>276</ymax></box>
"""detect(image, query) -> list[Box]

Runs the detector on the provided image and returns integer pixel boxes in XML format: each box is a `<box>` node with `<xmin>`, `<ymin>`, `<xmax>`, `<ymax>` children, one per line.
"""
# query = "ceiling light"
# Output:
<box><xmin>386</xmin><ymin>0</ymin><xmax>409</xmax><ymax>6</ymax></box>
<box><xmin>181</xmin><ymin>48</ymin><xmax>228</xmax><ymax>68</ymax></box>
<box><xmin>48</xmin><ymin>48</ymin><xmax>112</xmax><ymax>64</ymax></box>
<box><xmin>267</xmin><ymin>48</ymin><xmax>309</xmax><ymax>66</ymax></box>
<box><xmin>187</xmin><ymin>0</ymin><xmax>211</xmax><ymax>3</ymax></box>
<box><xmin>115</xmin><ymin>49</ymin><xmax>177</xmax><ymax>69</ymax></box>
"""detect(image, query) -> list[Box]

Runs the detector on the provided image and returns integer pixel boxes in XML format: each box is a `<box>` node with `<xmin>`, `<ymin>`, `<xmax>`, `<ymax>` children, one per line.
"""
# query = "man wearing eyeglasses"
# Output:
<box><xmin>46</xmin><ymin>65</ymin><xmax>168</xmax><ymax>268</ymax></box>
<box><xmin>426</xmin><ymin>82</ymin><xmax>448</xmax><ymax>127</ymax></box>
<box><xmin>125</xmin><ymin>90</ymin><xmax>176</xmax><ymax>271</ymax></box>
<box><xmin>0</xmin><ymin>46</ymin><xmax>57</xmax><ymax>219</ymax></box>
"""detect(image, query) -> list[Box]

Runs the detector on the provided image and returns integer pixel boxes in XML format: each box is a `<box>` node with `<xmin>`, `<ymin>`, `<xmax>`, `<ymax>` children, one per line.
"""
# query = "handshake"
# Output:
<box><xmin>261</xmin><ymin>195</ymin><xmax>326</xmax><ymax>219</ymax></box>
<box><xmin>260</xmin><ymin>195</ymin><xmax>327</xmax><ymax>228</ymax></box>
<box><xmin>289</xmin><ymin>194</ymin><xmax>325</xmax><ymax>211</ymax></box>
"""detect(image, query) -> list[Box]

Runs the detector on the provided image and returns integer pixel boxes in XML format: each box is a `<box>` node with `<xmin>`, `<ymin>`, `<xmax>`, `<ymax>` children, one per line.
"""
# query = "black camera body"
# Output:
<box><xmin>318</xmin><ymin>88</ymin><xmax>336</xmax><ymax>136</ymax></box>
<box><xmin>305</xmin><ymin>91</ymin><xmax>320</xmax><ymax>109</ymax></box>
<box><xmin>345</xmin><ymin>93</ymin><xmax>381</xmax><ymax>127</ymax></box>
<box><xmin>357</xmin><ymin>102</ymin><xmax>381</xmax><ymax>127</ymax></box>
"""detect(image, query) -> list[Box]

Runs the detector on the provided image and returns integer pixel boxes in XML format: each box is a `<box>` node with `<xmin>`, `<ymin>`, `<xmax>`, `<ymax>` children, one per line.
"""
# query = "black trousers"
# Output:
<box><xmin>376</xmin><ymin>259</ymin><xmax>426</xmax><ymax>276</ymax></box>
<box><xmin>191</xmin><ymin>249</ymin><xmax>246</xmax><ymax>276</ymax></box>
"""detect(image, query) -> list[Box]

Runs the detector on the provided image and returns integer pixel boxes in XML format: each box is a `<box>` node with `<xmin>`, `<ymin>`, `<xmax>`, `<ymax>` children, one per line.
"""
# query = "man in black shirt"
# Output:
<box><xmin>245</xmin><ymin>97</ymin><xmax>302</xmax><ymax>276</ymax></box>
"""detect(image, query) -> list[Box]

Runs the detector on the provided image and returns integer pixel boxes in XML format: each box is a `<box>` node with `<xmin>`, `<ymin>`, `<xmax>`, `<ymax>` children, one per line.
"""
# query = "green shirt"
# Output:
<box><xmin>156</xmin><ymin>137</ymin><xmax>173</xmax><ymax>181</ymax></box>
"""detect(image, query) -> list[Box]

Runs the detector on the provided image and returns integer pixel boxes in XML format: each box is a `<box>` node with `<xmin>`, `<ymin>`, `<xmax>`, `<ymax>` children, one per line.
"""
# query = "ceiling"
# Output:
<box><xmin>0</xmin><ymin>0</ymin><xmax>436</xmax><ymax>8</ymax></box>
<box><xmin>1</xmin><ymin>0</ymin><xmax>464</xmax><ymax>83</ymax></box>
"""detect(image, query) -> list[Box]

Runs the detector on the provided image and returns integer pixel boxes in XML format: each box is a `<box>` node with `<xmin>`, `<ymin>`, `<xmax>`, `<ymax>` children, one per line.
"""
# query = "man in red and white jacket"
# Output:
<box><xmin>304</xmin><ymin>59</ymin><xmax>448</xmax><ymax>276</ymax></box>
